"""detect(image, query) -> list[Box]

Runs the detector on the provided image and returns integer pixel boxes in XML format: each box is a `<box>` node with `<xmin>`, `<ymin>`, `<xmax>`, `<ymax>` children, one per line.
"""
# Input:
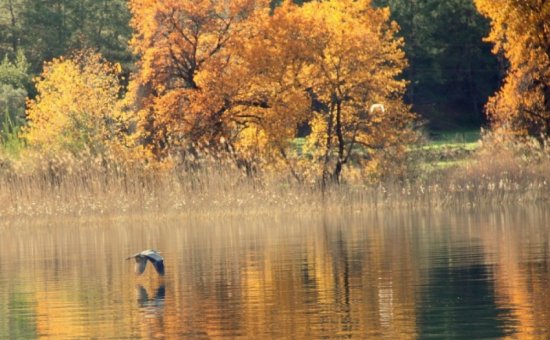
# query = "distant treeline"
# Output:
<box><xmin>0</xmin><ymin>0</ymin><xmax>132</xmax><ymax>72</ymax></box>
<box><xmin>0</xmin><ymin>0</ymin><xmax>549</xmax><ymax>188</ymax></box>
<box><xmin>0</xmin><ymin>0</ymin><xmax>500</xmax><ymax>129</ymax></box>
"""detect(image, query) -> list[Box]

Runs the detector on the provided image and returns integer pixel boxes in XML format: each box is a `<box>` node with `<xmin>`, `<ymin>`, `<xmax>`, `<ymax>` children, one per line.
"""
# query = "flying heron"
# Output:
<box><xmin>127</xmin><ymin>249</ymin><xmax>165</xmax><ymax>276</ymax></box>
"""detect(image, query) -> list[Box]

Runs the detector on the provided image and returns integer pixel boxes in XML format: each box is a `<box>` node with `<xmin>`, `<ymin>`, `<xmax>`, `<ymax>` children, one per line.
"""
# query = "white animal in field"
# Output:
<box><xmin>369</xmin><ymin>103</ymin><xmax>385</xmax><ymax>114</ymax></box>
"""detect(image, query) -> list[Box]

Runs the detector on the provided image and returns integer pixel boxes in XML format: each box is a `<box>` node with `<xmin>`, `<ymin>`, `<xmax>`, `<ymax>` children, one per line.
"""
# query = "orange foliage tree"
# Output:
<box><xmin>126</xmin><ymin>0</ymin><xmax>272</xmax><ymax>160</ymax></box>
<box><xmin>23</xmin><ymin>51</ymin><xmax>122</xmax><ymax>155</ymax></box>
<box><xmin>126</xmin><ymin>0</ymin><xmax>416</xmax><ymax>183</ymax></box>
<box><xmin>475</xmin><ymin>0</ymin><xmax>550</xmax><ymax>138</ymax></box>
<box><xmin>293</xmin><ymin>0</ymin><xmax>416</xmax><ymax>184</ymax></box>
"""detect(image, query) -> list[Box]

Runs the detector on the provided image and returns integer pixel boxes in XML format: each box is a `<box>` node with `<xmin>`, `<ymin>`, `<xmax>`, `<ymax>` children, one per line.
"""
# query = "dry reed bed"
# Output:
<box><xmin>1</xmin><ymin>155</ymin><xmax>549</xmax><ymax>219</ymax></box>
<box><xmin>2</xmin><ymin>135</ymin><xmax>550</xmax><ymax>219</ymax></box>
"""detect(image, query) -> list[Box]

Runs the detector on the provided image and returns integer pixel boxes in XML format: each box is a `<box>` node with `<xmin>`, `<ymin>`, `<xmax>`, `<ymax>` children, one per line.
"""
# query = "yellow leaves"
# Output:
<box><xmin>235</xmin><ymin>124</ymin><xmax>268</xmax><ymax>158</ymax></box>
<box><xmin>114</xmin><ymin>63</ymin><xmax>123</xmax><ymax>74</ymax></box>
<box><xmin>303</xmin><ymin>112</ymin><xmax>328</xmax><ymax>155</ymax></box>
<box><xmin>124</xmin><ymin>0</ymin><xmax>415</xmax><ymax>181</ymax></box>
<box><xmin>23</xmin><ymin>51</ymin><xmax>122</xmax><ymax>155</ymax></box>
<box><xmin>475</xmin><ymin>0</ymin><xmax>550</xmax><ymax>137</ymax></box>
<box><xmin>2</xmin><ymin>0</ymin><xmax>420</xmax><ymax>185</ymax></box>
<box><xmin>127</xmin><ymin>0</ymin><xmax>271</xmax><ymax>156</ymax></box>
<box><xmin>290</xmin><ymin>0</ymin><xmax>413</xmax><ymax>181</ymax></box>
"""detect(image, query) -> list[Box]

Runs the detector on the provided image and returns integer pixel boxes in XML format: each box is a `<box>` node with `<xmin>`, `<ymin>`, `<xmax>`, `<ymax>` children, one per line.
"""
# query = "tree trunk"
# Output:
<box><xmin>8</xmin><ymin>0</ymin><xmax>18</xmax><ymax>53</ymax></box>
<box><xmin>332</xmin><ymin>99</ymin><xmax>345</xmax><ymax>183</ymax></box>
<box><xmin>321</xmin><ymin>101</ymin><xmax>335</xmax><ymax>191</ymax></box>
<box><xmin>543</xmin><ymin>83</ymin><xmax>550</xmax><ymax>134</ymax></box>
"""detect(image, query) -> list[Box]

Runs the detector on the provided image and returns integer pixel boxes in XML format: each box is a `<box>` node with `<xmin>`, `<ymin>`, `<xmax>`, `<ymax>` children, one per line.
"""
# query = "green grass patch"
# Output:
<box><xmin>418</xmin><ymin>128</ymin><xmax>481</xmax><ymax>171</ymax></box>
<box><xmin>430</xmin><ymin>129</ymin><xmax>480</xmax><ymax>143</ymax></box>
<box><xmin>291</xmin><ymin>129</ymin><xmax>482</xmax><ymax>172</ymax></box>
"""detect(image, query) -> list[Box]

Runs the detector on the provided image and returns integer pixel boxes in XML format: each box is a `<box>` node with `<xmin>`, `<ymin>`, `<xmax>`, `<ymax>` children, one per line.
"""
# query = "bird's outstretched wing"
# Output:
<box><xmin>147</xmin><ymin>256</ymin><xmax>165</xmax><ymax>276</ymax></box>
<box><xmin>127</xmin><ymin>249</ymin><xmax>164</xmax><ymax>276</ymax></box>
<box><xmin>143</xmin><ymin>250</ymin><xmax>165</xmax><ymax>276</ymax></box>
<box><xmin>134</xmin><ymin>257</ymin><xmax>147</xmax><ymax>275</ymax></box>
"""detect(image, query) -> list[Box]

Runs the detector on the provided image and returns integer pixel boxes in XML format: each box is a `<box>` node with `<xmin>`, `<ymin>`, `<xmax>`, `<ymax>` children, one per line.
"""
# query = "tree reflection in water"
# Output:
<box><xmin>1</xmin><ymin>208</ymin><xmax>550</xmax><ymax>338</ymax></box>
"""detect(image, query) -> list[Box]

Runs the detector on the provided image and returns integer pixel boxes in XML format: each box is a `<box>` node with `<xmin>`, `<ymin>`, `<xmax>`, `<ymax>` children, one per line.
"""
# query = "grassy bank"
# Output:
<box><xmin>418</xmin><ymin>129</ymin><xmax>481</xmax><ymax>171</ymax></box>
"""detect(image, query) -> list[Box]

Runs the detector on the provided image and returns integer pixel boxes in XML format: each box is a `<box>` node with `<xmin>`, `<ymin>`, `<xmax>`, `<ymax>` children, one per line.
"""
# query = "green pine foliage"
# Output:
<box><xmin>373</xmin><ymin>0</ymin><xmax>500</xmax><ymax>129</ymax></box>
<box><xmin>0</xmin><ymin>0</ymin><xmax>132</xmax><ymax>73</ymax></box>
<box><xmin>0</xmin><ymin>50</ymin><xmax>29</xmax><ymax>155</ymax></box>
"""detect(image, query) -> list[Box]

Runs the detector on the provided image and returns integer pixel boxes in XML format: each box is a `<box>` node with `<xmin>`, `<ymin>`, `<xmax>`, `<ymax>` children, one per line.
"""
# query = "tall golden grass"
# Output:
<box><xmin>1</xmin><ymin>134</ymin><xmax>549</xmax><ymax>218</ymax></box>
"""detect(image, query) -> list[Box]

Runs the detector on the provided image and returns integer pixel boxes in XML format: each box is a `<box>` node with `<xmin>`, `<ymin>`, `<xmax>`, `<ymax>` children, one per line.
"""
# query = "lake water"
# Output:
<box><xmin>1</xmin><ymin>207</ymin><xmax>549</xmax><ymax>339</ymax></box>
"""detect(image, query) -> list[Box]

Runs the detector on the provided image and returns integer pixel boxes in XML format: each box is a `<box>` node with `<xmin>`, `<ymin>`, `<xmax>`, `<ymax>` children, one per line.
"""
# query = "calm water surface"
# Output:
<box><xmin>1</xmin><ymin>207</ymin><xmax>549</xmax><ymax>339</ymax></box>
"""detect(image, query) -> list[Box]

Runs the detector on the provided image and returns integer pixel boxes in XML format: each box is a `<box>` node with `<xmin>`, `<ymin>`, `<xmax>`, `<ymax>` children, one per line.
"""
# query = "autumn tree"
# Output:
<box><xmin>23</xmin><ymin>51</ymin><xmax>122</xmax><ymax>154</ymax></box>
<box><xmin>292</xmin><ymin>0</ymin><xmax>416</xmax><ymax>184</ymax></box>
<box><xmin>127</xmin><ymin>0</ymin><xmax>270</xmax><ymax>160</ymax></box>
<box><xmin>475</xmin><ymin>0</ymin><xmax>550</xmax><ymax>138</ymax></box>
<box><xmin>241</xmin><ymin>0</ymin><xmax>417</xmax><ymax>185</ymax></box>
<box><xmin>127</xmin><ymin>0</ymin><xmax>416</xmax><ymax>183</ymax></box>
<box><xmin>227</xmin><ymin>1</ymin><xmax>324</xmax><ymax>177</ymax></box>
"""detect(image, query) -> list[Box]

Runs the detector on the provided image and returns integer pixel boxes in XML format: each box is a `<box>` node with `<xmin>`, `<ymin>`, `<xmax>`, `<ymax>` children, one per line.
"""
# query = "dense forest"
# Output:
<box><xmin>0</xmin><ymin>0</ymin><xmax>549</xmax><ymax>190</ymax></box>
<box><xmin>0</xmin><ymin>0</ymin><xmax>499</xmax><ymax>129</ymax></box>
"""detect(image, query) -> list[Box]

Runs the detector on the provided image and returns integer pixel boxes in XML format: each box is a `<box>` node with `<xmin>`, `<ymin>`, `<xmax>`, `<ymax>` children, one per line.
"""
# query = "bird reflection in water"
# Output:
<box><xmin>135</xmin><ymin>283</ymin><xmax>166</xmax><ymax>338</ymax></box>
<box><xmin>136</xmin><ymin>283</ymin><xmax>165</xmax><ymax>314</ymax></box>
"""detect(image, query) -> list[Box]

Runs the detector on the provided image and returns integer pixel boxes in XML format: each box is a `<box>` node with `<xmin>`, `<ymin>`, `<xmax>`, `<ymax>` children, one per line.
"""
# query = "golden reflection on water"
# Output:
<box><xmin>0</xmin><ymin>208</ymin><xmax>549</xmax><ymax>339</ymax></box>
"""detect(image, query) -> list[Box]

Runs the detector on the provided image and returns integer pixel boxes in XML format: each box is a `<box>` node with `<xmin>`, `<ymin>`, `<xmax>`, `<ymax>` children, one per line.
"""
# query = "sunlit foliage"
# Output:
<box><xmin>126</xmin><ymin>0</ymin><xmax>267</xmax><ymax>160</ymax></box>
<box><xmin>23</xmin><ymin>51</ymin><xmax>122</xmax><ymax>155</ymax></box>
<box><xmin>475</xmin><ymin>0</ymin><xmax>550</xmax><ymax>138</ymax></box>
<box><xmin>293</xmin><ymin>0</ymin><xmax>417</xmax><ymax>184</ymax></box>
<box><xmin>127</xmin><ymin>0</ymin><xmax>416</xmax><ymax>183</ymax></box>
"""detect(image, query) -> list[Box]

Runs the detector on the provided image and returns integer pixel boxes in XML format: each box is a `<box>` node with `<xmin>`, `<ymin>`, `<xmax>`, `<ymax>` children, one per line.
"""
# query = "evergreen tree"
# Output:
<box><xmin>0</xmin><ymin>0</ymin><xmax>24</xmax><ymax>57</ymax></box>
<box><xmin>19</xmin><ymin>0</ymin><xmax>132</xmax><ymax>72</ymax></box>
<box><xmin>373</xmin><ymin>0</ymin><xmax>500</xmax><ymax>129</ymax></box>
<box><xmin>0</xmin><ymin>50</ymin><xmax>30</xmax><ymax>147</ymax></box>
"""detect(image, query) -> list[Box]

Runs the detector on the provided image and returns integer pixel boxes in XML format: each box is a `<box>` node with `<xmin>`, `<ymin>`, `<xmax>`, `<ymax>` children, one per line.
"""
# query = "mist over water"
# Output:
<box><xmin>1</xmin><ymin>207</ymin><xmax>549</xmax><ymax>339</ymax></box>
